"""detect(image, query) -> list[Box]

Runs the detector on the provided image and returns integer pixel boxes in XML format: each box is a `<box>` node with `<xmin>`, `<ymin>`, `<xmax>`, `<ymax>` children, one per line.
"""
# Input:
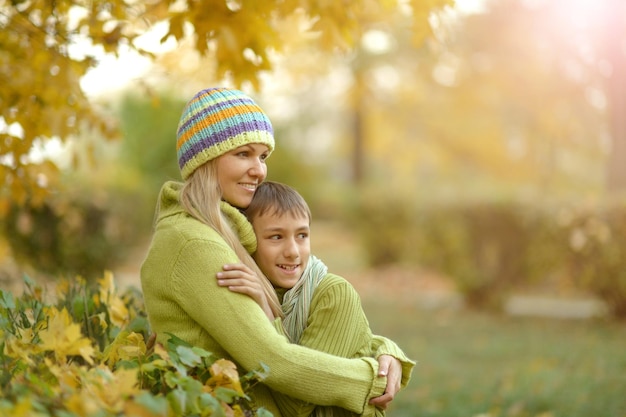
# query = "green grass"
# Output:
<box><xmin>363</xmin><ymin>301</ymin><xmax>626</xmax><ymax>417</ymax></box>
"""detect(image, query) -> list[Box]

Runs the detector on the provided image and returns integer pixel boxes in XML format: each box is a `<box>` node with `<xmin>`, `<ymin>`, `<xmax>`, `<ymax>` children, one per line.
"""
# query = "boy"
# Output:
<box><xmin>219</xmin><ymin>181</ymin><xmax>415</xmax><ymax>416</ymax></box>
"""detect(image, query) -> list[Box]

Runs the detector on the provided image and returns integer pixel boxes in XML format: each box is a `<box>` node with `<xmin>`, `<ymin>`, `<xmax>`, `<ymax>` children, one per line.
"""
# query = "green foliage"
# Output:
<box><xmin>414</xmin><ymin>203</ymin><xmax>535</xmax><ymax>310</ymax></box>
<box><xmin>2</xmin><ymin>188</ymin><xmax>125</xmax><ymax>281</ymax></box>
<box><xmin>0</xmin><ymin>0</ymin><xmax>450</xmax><ymax>209</ymax></box>
<box><xmin>350</xmin><ymin>190</ymin><xmax>626</xmax><ymax>318</ymax></box>
<box><xmin>117</xmin><ymin>91</ymin><xmax>183</xmax><ymax>191</ymax></box>
<box><xmin>350</xmin><ymin>189</ymin><xmax>417</xmax><ymax>267</ymax></box>
<box><xmin>0</xmin><ymin>272</ymin><xmax>272</xmax><ymax>416</ymax></box>
<box><xmin>540</xmin><ymin>202</ymin><xmax>626</xmax><ymax>319</ymax></box>
<box><xmin>2</xmin><ymin>91</ymin><xmax>186</xmax><ymax>280</ymax></box>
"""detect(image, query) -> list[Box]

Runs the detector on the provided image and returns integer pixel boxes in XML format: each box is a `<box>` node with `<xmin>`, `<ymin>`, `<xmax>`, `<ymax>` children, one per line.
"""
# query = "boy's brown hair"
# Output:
<box><xmin>245</xmin><ymin>181</ymin><xmax>311</xmax><ymax>223</ymax></box>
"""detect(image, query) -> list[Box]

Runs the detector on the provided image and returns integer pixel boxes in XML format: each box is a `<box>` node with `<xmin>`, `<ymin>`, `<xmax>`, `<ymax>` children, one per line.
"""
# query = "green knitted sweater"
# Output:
<box><xmin>140</xmin><ymin>181</ymin><xmax>388</xmax><ymax>416</ymax></box>
<box><xmin>276</xmin><ymin>273</ymin><xmax>416</xmax><ymax>417</ymax></box>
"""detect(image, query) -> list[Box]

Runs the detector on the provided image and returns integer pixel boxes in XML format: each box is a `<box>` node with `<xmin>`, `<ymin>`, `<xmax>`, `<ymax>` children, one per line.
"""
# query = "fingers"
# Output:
<box><xmin>368</xmin><ymin>392</ymin><xmax>392</xmax><ymax>409</ymax></box>
<box><xmin>217</xmin><ymin>264</ymin><xmax>255</xmax><ymax>283</ymax></box>
<box><xmin>377</xmin><ymin>354</ymin><xmax>392</xmax><ymax>377</ymax></box>
<box><xmin>369</xmin><ymin>355</ymin><xmax>402</xmax><ymax>410</ymax></box>
<box><xmin>377</xmin><ymin>355</ymin><xmax>402</xmax><ymax>391</ymax></box>
<box><xmin>386</xmin><ymin>357</ymin><xmax>402</xmax><ymax>395</ymax></box>
<box><xmin>217</xmin><ymin>264</ymin><xmax>264</xmax><ymax>302</ymax></box>
<box><xmin>222</xmin><ymin>263</ymin><xmax>252</xmax><ymax>273</ymax></box>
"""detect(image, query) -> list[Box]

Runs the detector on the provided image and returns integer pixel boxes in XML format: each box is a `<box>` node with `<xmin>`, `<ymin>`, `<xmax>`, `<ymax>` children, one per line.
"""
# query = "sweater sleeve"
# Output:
<box><xmin>301</xmin><ymin>275</ymin><xmax>373</xmax><ymax>356</ymax></box>
<box><xmin>370</xmin><ymin>335</ymin><xmax>416</xmax><ymax>389</ymax></box>
<box><xmin>273</xmin><ymin>275</ymin><xmax>377</xmax><ymax>417</ymax></box>
<box><xmin>169</xmin><ymin>239</ymin><xmax>386</xmax><ymax>414</ymax></box>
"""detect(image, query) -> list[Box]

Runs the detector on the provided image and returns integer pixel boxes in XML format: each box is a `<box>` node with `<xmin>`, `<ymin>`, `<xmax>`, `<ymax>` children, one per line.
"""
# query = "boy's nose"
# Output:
<box><xmin>283</xmin><ymin>239</ymin><xmax>299</xmax><ymax>258</ymax></box>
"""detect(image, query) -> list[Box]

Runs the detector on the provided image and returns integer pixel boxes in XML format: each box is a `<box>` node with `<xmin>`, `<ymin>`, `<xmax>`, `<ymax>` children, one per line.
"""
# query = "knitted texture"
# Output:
<box><xmin>280</xmin><ymin>273</ymin><xmax>415</xmax><ymax>417</ymax></box>
<box><xmin>176</xmin><ymin>88</ymin><xmax>275</xmax><ymax>180</ymax></box>
<box><xmin>141</xmin><ymin>181</ymin><xmax>388</xmax><ymax>417</ymax></box>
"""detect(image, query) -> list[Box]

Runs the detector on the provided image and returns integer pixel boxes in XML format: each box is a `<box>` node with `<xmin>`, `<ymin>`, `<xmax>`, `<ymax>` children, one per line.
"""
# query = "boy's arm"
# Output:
<box><xmin>299</xmin><ymin>274</ymin><xmax>373</xmax><ymax>356</ymax></box>
<box><xmin>273</xmin><ymin>274</ymin><xmax>380</xmax><ymax>417</ymax></box>
<box><xmin>370</xmin><ymin>335</ymin><xmax>416</xmax><ymax>389</ymax></box>
<box><xmin>302</xmin><ymin>274</ymin><xmax>416</xmax><ymax>389</ymax></box>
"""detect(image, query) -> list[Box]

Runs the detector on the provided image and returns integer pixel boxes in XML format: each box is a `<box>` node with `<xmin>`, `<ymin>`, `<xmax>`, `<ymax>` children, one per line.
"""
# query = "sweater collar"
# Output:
<box><xmin>219</xmin><ymin>200</ymin><xmax>257</xmax><ymax>254</ymax></box>
<box><xmin>157</xmin><ymin>181</ymin><xmax>257</xmax><ymax>254</ymax></box>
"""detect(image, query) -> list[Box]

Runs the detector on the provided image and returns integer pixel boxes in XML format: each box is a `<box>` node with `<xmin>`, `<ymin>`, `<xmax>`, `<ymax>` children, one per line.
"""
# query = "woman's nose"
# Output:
<box><xmin>249</xmin><ymin>157</ymin><xmax>266</xmax><ymax>178</ymax></box>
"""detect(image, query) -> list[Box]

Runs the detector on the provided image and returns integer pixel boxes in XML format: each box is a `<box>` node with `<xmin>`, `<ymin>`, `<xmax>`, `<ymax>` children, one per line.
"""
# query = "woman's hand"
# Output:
<box><xmin>217</xmin><ymin>263</ymin><xmax>274</xmax><ymax>320</ymax></box>
<box><xmin>368</xmin><ymin>354</ymin><xmax>402</xmax><ymax>409</ymax></box>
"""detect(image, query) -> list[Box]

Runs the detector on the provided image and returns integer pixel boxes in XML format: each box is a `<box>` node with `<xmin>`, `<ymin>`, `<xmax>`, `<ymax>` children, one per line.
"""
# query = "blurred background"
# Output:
<box><xmin>1</xmin><ymin>0</ymin><xmax>625</xmax><ymax>416</ymax></box>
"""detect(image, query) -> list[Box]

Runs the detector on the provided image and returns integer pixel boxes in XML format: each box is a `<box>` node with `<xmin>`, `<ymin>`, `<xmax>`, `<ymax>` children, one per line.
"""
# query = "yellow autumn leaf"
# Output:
<box><xmin>38</xmin><ymin>307</ymin><xmax>95</xmax><ymax>364</ymax></box>
<box><xmin>97</xmin><ymin>271</ymin><xmax>129</xmax><ymax>327</ymax></box>
<box><xmin>124</xmin><ymin>400</ymin><xmax>167</xmax><ymax>417</ymax></box>
<box><xmin>98</xmin><ymin>270</ymin><xmax>116</xmax><ymax>298</ymax></box>
<box><xmin>118</xmin><ymin>332</ymin><xmax>147</xmax><ymax>358</ymax></box>
<box><xmin>44</xmin><ymin>358</ymin><xmax>81</xmax><ymax>391</ymax></box>
<box><xmin>206</xmin><ymin>358</ymin><xmax>244</xmax><ymax>394</ymax></box>
<box><xmin>94</xmin><ymin>311</ymin><xmax>109</xmax><ymax>330</ymax></box>
<box><xmin>65</xmin><ymin>391</ymin><xmax>101</xmax><ymax>416</ymax></box>
<box><xmin>153</xmin><ymin>341</ymin><xmax>170</xmax><ymax>361</ymax></box>
<box><xmin>93</xmin><ymin>367</ymin><xmax>140</xmax><ymax>412</ymax></box>
<box><xmin>3</xmin><ymin>396</ymin><xmax>36</xmax><ymax>417</ymax></box>
<box><xmin>3</xmin><ymin>327</ymin><xmax>38</xmax><ymax>365</ymax></box>
<box><xmin>62</xmin><ymin>365</ymin><xmax>139</xmax><ymax>414</ymax></box>
<box><xmin>108</xmin><ymin>296</ymin><xmax>130</xmax><ymax>328</ymax></box>
<box><xmin>103</xmin><ymin>331</ymin><xmax>146</xmax><ymax>366</ymax></box>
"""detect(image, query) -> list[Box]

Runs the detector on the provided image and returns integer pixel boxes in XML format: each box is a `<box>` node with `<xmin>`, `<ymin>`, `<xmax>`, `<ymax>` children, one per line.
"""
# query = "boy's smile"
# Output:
<box><xmin>251</xmin><ymin>211</ymin><xmax>310</xmax><ymax>290</ymax></box>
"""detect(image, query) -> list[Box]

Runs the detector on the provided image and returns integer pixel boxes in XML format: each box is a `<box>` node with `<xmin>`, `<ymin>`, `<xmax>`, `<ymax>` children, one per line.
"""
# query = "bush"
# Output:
<box><xmin>555</xmin><ymin>202</ymin><xmax>626</xmax><ymax>319</ymax></box>
<box><xmin>351</xmin><ymin>192</ymin><xmax>626</xmax><ymax>318</ymax></box>
<box><xmin>0</xmin><ymin>273</ymin><xmax>272</xmax><ymax>416</ymax></box>
<box><xmin>351</xmin><ymin>190</ymin><xmax>416</xmax><ymax>267</ymax></box>
<box><xmin>413</xmin><ymin>203</ymin><xmax>534</xmax><ymax>310</ymax></box>
<box><xmin>2</xmin><ymin>182</ymin><xmax>146</xmax><ymax>281</ymax></box>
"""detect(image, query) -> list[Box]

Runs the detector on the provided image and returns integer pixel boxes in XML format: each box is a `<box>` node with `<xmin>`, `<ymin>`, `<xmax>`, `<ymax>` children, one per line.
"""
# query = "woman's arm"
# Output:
<box><xmin>217</xmin><ymin>263</ymin><xmax>275</xmax><ymax>320</ymax></box>
<box><xmin>217</xmin><ymin>268</ymin><xmax>411</xmax><ymax>416</ymax></box>
<box><xmin>171</xmin><ymin>239</ymin><xmax>386</xmax><ymax>415</ymax></box>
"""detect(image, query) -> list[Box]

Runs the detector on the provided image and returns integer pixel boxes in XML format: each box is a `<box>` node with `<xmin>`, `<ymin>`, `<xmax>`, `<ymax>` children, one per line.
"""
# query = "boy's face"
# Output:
<box><xmin>251</xmin><ymin>210</ymin><xmax>310</xmax><ymax>290</ymax></box>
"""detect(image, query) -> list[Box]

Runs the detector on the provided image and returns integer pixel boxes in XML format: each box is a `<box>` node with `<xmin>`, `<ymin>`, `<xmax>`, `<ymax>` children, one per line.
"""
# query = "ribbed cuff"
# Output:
<box><xmin>371</xmin><ymin>335</ymin><xmax>417</xmax><ymax>388</ymax></box>
<box><xmin>361</xmin><ymin>357</ymin><xmax>388</xmax><ymax>417</ymax></box>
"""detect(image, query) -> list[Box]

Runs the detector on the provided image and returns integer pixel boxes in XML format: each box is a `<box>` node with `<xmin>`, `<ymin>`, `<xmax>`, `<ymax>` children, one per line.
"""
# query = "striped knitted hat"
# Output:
<box><xmin>176</xmin><ymin>87</ymin><xmax>274</xmax><ymax>180</ymax></box>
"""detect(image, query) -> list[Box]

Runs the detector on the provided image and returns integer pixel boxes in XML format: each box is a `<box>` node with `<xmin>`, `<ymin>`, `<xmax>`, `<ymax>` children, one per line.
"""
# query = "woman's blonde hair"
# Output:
<box><xmin>179</xmin><ymin>160</ymin><xmax>283</xmax><ymax>318</ymax></box>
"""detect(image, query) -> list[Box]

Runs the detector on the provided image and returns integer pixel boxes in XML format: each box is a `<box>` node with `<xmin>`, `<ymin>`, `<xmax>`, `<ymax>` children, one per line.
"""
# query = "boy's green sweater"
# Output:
<box><xmin>276</xmin><ymin>273</ymin><xmax>416</xmax><ymax>417</ymax></box>
<box><xmin>140</xmin><ymin>181</ymin><xmax>388</xmax><ymax>416</ymax></box>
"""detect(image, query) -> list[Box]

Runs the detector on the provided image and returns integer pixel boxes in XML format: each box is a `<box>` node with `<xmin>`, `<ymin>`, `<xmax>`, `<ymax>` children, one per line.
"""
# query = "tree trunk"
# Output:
<box><xmin>352</xmin><ymin>71</ymin><xmax>365</xmax><ymax>185</ymax></box>
<box><xmin>604</xmin><ymin>0</ymin><xmax>626</xmax><ymax>193</ymax></box>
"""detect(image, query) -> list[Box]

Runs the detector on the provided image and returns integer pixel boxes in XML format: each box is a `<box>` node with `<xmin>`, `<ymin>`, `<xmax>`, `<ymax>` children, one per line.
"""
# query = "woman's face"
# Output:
<box><xmin>216</xmin><ymin>143</ymin><xmax>270</xmax><ymax>209</ymax></box>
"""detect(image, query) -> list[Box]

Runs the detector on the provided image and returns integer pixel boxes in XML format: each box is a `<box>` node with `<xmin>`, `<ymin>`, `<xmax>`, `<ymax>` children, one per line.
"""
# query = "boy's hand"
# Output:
<box><xmin>217</xmin><ymin>263</ymin><xmax>274</xmax><ymax>319</ymax></box>
<box><xmin>368</xmin><ymin>354</ymin><xmax>402</xmax><ymax>409</ymax></box>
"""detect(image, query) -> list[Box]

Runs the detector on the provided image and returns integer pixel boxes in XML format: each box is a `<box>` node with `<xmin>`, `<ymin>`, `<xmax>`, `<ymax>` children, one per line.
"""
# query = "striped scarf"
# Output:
<box><xmin>281</xmin><ymin>255</ymin><xmax>328</xmax><ymax>344</ymax></box>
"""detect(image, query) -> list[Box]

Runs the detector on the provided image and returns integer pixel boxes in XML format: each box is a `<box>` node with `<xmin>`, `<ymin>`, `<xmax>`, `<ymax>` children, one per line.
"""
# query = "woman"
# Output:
<box><xmin>140</xmin><ymin>87</ymin><xmax>404</xmax><ymax>416</ymax></box>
